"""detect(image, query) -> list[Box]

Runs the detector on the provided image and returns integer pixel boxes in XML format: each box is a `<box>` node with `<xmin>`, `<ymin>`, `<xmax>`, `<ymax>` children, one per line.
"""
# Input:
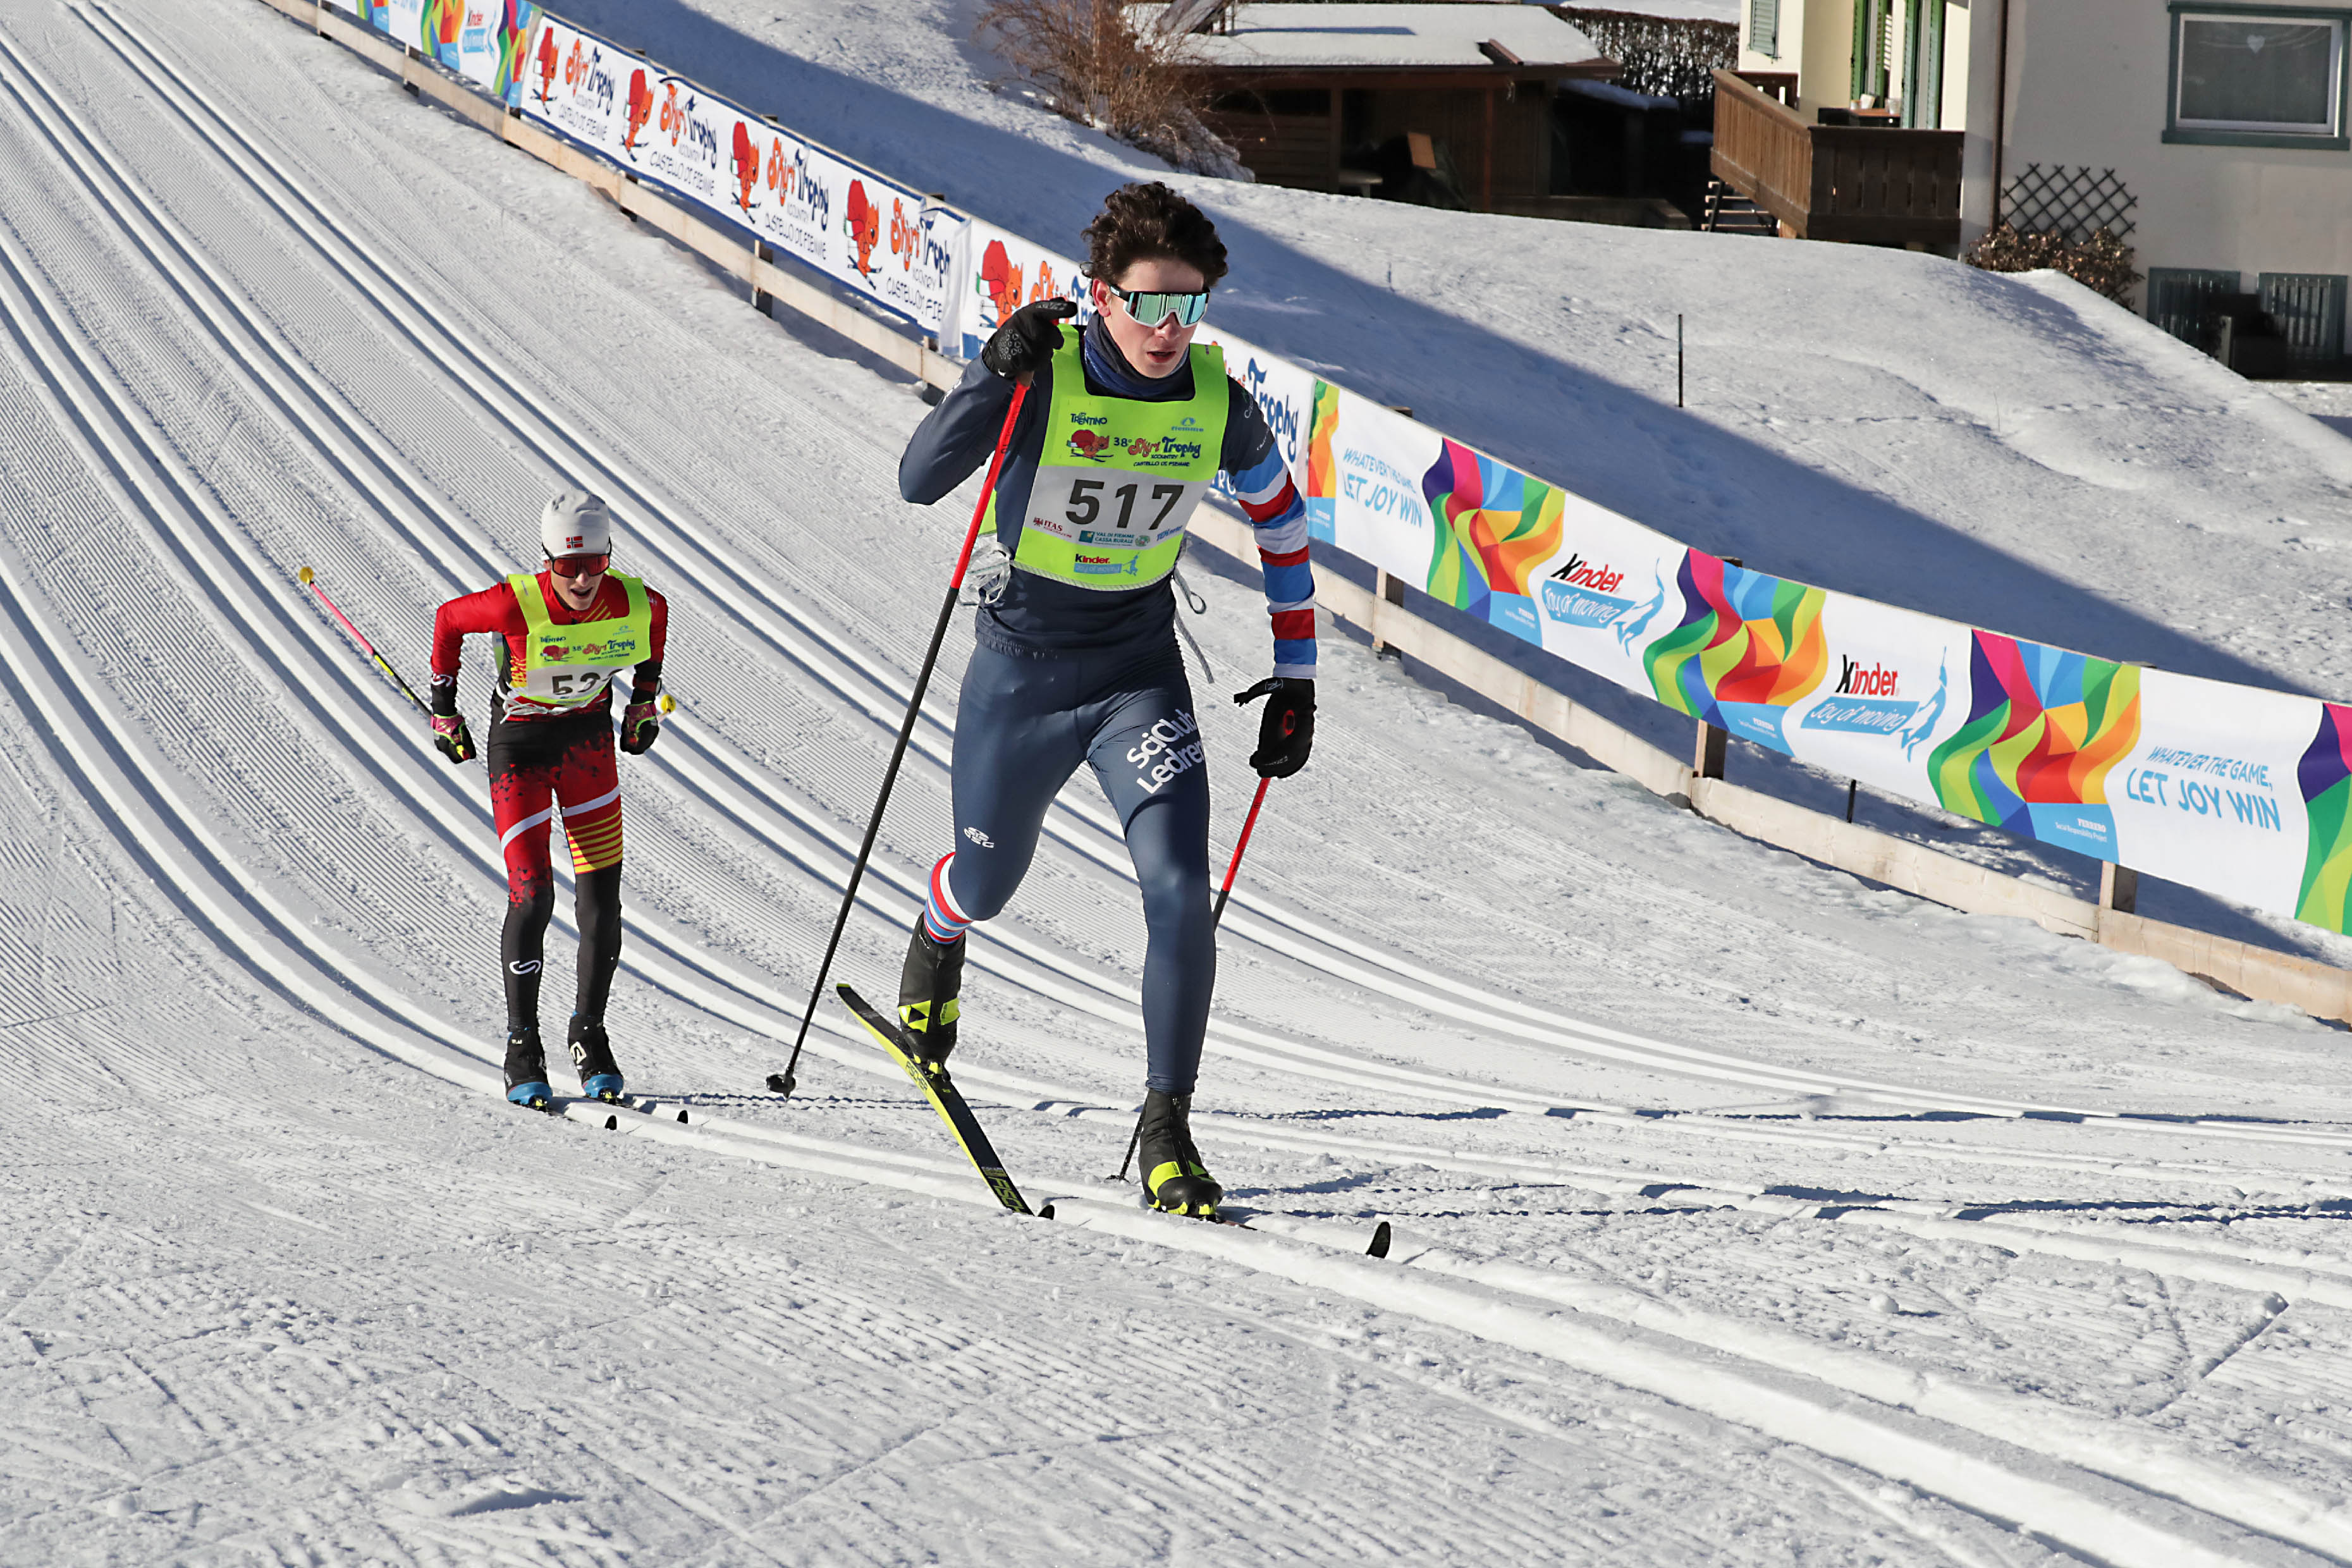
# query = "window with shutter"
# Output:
<box><xmin>1750</xmin><ymin>0</ymin><xmax>1780</xmax><ymax>59</ymax></box>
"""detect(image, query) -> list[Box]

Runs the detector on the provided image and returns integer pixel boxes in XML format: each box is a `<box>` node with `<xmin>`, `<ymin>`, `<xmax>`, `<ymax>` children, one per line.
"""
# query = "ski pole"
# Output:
<box><xmin>1116</xmin><ymin>773</ymin><xmax>1279</xmax><ymax>1181</ymax></box>
<box><xmin>767</xmin><ymin>382</ymin><xmax>1031</xmax><ymax>1098</ymax></box>
<box><xmin>298</xmin><ymin>566</ymin><xmax>432</xmax><ymax>715</ymax></box>
<box><xmin>1210</xmin><ymin>775</ymin><xmax>1273</xmax><ymax>929</ymax></box>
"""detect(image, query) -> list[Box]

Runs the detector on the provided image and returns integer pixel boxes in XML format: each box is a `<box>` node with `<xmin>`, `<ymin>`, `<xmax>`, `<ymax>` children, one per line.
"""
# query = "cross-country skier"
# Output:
<box><xmin>895</xmin><ymin>181</ymin><xmax>1316</xmax><ymax>1217</ymax></box>
<box><xmin>426</xmin><ymin>491</ymin><xmax>668</xmax><ymax>1108</ymax></box>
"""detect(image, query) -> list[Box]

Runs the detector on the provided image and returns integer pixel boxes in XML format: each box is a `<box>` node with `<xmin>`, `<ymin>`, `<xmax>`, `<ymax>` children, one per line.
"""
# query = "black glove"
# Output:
<box><xmin>619</xmin><ymin>699</ymin><xmax>661</xmax><ymax>756</ymax></box>
<box><xmin>1235</xmin><ymin>677</ymin><xmax>1314</xmax><ymax>780</ymax></box>
<box><xmin>429</xmin><ymin>711</ymin><xmax>475</xmax><ymax>766</ymax></box>
<box><xmin>981</xmin><ymin>298</ymin><xmax>1077</xmax><ymax>381</ymax></box>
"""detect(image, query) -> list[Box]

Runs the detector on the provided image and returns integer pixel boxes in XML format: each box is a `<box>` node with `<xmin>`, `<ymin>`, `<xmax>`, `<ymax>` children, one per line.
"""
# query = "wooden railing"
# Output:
<box><xmin>1709</xmin><ymin>70</ymin><xmax>1962</xmax><ymax>246</ymax></box>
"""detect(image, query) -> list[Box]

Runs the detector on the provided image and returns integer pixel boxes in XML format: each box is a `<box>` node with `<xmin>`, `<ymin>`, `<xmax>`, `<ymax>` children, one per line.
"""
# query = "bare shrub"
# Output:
<box><xmin>1552</xmin><ymin>6</ymin><xmax>1737</xmax><ymax>102</ymax></box>
<box><xmin>1964</xmin><ymin>223</ymin><xmax>2143</xmax><ymax>304</ymax></box>
<box><xmin>976</xmin><ymin>0</ymin><xmax>1246</xmax><ymax>178</ymax></box>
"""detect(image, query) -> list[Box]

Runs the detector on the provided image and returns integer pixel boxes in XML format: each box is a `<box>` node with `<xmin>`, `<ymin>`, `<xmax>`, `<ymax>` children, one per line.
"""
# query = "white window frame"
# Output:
<box><xmin>2172</xmin><ymin>11</ymin><xmax>2346</xmax><ymax>136</ymax></box>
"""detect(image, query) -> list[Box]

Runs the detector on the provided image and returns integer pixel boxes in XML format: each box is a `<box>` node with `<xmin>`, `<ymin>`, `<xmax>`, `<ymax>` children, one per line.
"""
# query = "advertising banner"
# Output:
<box><xmin>733</xmin><ymin>132</ymin><xmax>957</xmax><ymax>333</ymax></box>
<box><xmin>1274</xmin><ymin>375</ymin><xmax>2352</xmax><ymax>930</ymax></box>
<box><xmin>941</xmin><ymin>219</ymin><xmax>1086</xmax><ymax>363</ymax></box>
<box><xmin>518</xmin><ymin>15</ymin><xmax>623</xmax><ymax>147</ymax></box>
<box><xmin>519</xmin><ymin>18</ymin><xmax>953</xmax><ymax>329</ymax></box>
<box><xmin>1197</xmin><ymin>327</ymin><xmax>1316</xmax><ymax>487</ymax></box>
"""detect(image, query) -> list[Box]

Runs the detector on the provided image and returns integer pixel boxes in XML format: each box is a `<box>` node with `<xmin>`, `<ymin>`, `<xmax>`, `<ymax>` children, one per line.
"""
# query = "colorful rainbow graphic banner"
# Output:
<box><xmin>1926</xmin><ymin>635</ymin><xmax>2139</xmax><ymax>861</ymax></box>
<box><xmin>1276</xmin><ymin>374</ymin><xmax>2352</xmax><ymax>931</ymax></box>
<box><xmin>1643</xmin><ymin>554</ymin><xmax>1829</xmax><ymax>751</ymax></box>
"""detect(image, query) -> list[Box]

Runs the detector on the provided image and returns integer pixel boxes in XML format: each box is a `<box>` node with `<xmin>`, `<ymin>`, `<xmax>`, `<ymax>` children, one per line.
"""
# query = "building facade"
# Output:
<box><xmin>1738</xmin><ymin>0</ymin><xmax>2352</xmax><ymax>363</ymax></box>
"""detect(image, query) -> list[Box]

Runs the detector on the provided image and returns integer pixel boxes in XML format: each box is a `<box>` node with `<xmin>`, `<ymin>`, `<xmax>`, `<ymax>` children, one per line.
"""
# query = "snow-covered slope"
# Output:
<box><xmin>6</xmin><ymin>1</ymin><xmax>2352</xmax><ymax>1562</ymax></box>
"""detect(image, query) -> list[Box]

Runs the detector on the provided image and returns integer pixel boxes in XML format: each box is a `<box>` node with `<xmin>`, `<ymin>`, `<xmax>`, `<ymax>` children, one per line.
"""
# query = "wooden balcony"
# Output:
<box><xmin>1708</xmin><ymin>70</ymin><xmax>1962</xmax><ymax>247</ymax></box>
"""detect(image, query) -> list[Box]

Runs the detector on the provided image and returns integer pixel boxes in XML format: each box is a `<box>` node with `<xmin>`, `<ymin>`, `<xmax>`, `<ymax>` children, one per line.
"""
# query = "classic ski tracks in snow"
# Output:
<box><xmin>58</xmin><ymin>0</ymin><xmax>2352</xmax><ymax>1180</ymax></box>
<box><xmin>5</xmin><ymin>11</ymin><xmax>2352</xmax><ymax>1561</ymax></box>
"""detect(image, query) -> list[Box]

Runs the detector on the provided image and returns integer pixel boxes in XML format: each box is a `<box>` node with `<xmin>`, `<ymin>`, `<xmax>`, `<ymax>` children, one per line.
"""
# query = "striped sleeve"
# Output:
<box><xmin>1222</xmin><ymin>385</ymin><xmax>1316</xmax><ymax>679</ymax></box>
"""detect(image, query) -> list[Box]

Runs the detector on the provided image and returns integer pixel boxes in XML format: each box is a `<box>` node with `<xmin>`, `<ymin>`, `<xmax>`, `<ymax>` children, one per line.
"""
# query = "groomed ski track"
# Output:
<box><xmin>7</xmin><ymin>2</ymin><xmax>2352</xmax><ymax>1562</ymax></box>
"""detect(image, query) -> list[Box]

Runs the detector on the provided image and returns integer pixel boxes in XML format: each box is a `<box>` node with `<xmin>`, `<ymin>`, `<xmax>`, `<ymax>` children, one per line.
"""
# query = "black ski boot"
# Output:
<box><xmin>897</xmin><ymin>921</ymin><xmax>965</xmax><ymax>1070</ymax></box>
<box><xmin>504</xmin><ymin>1024</ymin><xmax>553</xmax><ymax>1108</ymax></box>
<box><xmin>568</xmin><ymin>1014</ymin><xmax>625</xmax><ymax>1102</ymax></box>
<box><xmin>1137</xmin><ymin>1089</ymin><xmax>1222</xmax><ymax>1218</ymax></box>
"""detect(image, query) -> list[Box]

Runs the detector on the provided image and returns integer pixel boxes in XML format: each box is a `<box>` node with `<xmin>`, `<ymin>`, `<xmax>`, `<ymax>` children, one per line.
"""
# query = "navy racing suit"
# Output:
<box><xmin>897</xmin><ymin>317</ymin><xmax>1314</xmax><ymax>1093</ymax></box>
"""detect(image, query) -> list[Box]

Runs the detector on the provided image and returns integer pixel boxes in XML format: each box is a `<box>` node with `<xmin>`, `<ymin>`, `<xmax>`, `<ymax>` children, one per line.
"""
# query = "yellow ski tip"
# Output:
<box><xmin>297</xmin><ymin>566</ymin><xmax>315</xmax><ymax>585</ymax></box>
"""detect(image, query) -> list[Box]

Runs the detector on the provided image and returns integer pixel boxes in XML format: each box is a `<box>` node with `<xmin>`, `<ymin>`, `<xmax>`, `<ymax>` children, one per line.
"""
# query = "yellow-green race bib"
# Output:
<box><xmin>1012</xmin><ymin>338</ymin><xmax>1229</xmax><ymax>592</ymax></box>
<box><xmin>506</xmin><ymin>572</ymin><xmax>652</xmax><ymax>713</ymax></box>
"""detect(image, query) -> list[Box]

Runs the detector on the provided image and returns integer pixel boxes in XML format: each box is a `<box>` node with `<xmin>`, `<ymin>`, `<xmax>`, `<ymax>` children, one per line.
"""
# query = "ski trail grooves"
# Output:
<box><xmin>1034</xmin><ymin>1194</ymin><xmax>2332</xmax><ymax>1568</ymax></box>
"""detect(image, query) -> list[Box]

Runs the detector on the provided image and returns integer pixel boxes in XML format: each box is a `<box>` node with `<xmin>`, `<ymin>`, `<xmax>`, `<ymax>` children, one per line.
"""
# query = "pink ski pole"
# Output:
<box><xmin>299</xmin><ymin>566</ymin><xmax>432</xmax><ymax>716</ymax></box>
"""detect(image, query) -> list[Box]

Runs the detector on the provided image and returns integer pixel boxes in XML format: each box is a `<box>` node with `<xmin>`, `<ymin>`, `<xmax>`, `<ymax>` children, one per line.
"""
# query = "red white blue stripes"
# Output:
<box><xmin>923</xmin><ymin>852</ymin><xmax>973</xmax><ymax>943</ymax></box>
<box><xmin>1230</xmin><ymin>451</ymin><xmax>1316</xmax><ymax>678</ymax></box>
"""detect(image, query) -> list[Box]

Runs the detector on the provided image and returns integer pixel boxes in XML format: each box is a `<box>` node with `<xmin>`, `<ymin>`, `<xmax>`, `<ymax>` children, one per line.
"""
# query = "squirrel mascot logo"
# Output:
<box><xmin>1068</xmin><ymin>429</ymin><xmax>1111</xmax><ymax>460</ymax></box>
<box><xmin>730</xmin><ymin>122</ymin><xmax>760</xmax><ymax>212</ymax></box>
<box><xmin>623</xmin><ymin>70</ymin><xmax>653</xmax><ymax>152</ymax></box>
<box><xmin>979</xmin><ymin>239</ymin><xmax>1022</xmax><ymax>328</ymax></box>
<box><xmin>844</xmin><ymin>181</ymin><xmax>881</xmax><ymax>278</ymax></box>
<box><xmin>534</xmin><ymin>27</ymin><xmax>560</xmax><ymax>103</ymax></box>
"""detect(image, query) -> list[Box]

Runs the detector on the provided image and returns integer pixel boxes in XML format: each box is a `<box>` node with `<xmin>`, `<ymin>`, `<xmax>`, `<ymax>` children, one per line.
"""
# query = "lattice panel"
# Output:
<box><xmin>2004</xmin><ymin>164</ymin><xmax>2137</xmax><ymax>242</ymax></box>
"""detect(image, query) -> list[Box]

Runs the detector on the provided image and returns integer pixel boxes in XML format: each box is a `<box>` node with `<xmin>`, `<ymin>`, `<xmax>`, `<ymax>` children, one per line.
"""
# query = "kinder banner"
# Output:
<box><xmin>518</xmin><ymin>17</ymin><xmax>955</xmax><ymax>330</ymax></box>
<box><xmin>352</xmin><ymin>1</ymin><xmax>539</xmax><ymax>103</ymax></box>
<box><xmin>1290</xmin><ymin>379</ymin><xmax>2352</xmax><ymax>933</ymax></box>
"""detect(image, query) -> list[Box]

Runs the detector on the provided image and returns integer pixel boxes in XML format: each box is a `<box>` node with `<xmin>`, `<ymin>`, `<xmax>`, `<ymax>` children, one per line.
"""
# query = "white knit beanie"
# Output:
<box><xmin>539</xmin><ymin>489</ymin><xmax>613</xmax><ymax>558</ymax></box>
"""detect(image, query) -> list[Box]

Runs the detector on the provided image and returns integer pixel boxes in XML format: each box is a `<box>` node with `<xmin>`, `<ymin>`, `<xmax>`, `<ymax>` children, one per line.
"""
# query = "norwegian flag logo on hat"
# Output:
<box><xmin>539</xmin><ymin>489</ymin><xmax>613</xmax><ymax>559</ymax></box>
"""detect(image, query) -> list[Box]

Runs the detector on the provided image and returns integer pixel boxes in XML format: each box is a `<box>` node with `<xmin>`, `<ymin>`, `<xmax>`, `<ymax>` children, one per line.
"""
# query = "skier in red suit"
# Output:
<box><xmin>428</xmin><ymin>491</ymin><xmax>668</xmax><ymax>1108</ymax></box>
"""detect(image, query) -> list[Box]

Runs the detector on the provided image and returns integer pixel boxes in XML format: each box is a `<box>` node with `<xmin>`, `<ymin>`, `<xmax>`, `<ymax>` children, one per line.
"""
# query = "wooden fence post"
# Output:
<box><xmin>1371</xmin><ymin>569</ymin><xmax>1404</xmax><ymax>656</ymax></box>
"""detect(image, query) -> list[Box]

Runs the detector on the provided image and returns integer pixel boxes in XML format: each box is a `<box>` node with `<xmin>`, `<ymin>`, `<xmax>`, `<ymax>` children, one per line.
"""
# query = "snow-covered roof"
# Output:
<box><xmin>1166</xmin><ymin>4</ymin><xmax>1610</xmax><ymax>71</ymax></box>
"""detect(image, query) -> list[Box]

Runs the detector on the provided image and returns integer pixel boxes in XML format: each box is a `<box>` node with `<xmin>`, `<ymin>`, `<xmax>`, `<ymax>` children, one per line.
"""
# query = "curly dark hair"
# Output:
<box><xmin>1082</xmin><ymin>181</ymin><xmax>1228</xmax><ymax>290</ymax></box>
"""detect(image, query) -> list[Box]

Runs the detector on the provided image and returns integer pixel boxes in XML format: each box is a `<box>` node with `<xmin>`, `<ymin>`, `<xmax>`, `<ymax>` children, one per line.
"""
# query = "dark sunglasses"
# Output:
<box><xmin>1106</xmin><ymin>283</ymin><xmax>1210</xmax><ymax>329</ymax></box>
<box><xmin>547</xmin><ymin>553</ymin><xmax>609</xmax><ymax>578</ymax></box>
